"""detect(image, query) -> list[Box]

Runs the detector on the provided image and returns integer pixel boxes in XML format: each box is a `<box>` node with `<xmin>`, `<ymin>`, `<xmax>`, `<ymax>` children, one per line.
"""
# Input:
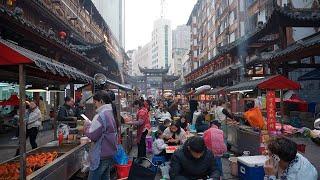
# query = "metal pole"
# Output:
<box><xmin>280</xmin><ymin>90</ymin><xmax>284</xmax><ymax>131</ymax></box>
<box><xmin>117</xmin><ymin>88</ymin><xmax>121</xmax><ymax>142</ymax></box>
<box><xmin>70</xmin><ymin>83</ymin><xmax>75</xmax><ymax>100</ymax></box>
<box><xmin>53</xmin><ymin>92</ymin><xmax>57</xmax><ymax>140</ymax></box>
<box><xmin>19</xmin><ymin>64</ymin><xmax>26</xmax><ymax>180</ymax></box>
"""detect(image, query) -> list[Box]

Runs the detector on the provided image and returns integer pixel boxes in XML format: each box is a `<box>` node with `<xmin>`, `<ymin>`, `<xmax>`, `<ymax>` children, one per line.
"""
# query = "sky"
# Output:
<box><xmin>125</xmin><ymin>0</ymin><xmax>197</xmax><ymax>51</ymax></box>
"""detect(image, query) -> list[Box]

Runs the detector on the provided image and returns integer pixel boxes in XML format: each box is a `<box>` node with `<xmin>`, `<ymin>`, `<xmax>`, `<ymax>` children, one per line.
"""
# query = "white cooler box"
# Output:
<box><xmin>237</xmin><ymin>155</ymin><xmax>267</xmax><ymax>180</ymax></box>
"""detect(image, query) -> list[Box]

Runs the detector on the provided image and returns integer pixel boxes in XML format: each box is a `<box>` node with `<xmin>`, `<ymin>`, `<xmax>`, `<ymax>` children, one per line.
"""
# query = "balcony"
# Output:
<box><xmin>41</xmin><ymin>0</ymin><xmax>104</xmax><ymax>43</ymax></box>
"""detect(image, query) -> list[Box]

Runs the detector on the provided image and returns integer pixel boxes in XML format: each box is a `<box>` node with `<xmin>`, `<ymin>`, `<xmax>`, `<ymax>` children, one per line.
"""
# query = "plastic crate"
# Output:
<box><xmin>237</xmin><ymin>155</ymin><xmax>267</xmax><ymax>180</ymax></box>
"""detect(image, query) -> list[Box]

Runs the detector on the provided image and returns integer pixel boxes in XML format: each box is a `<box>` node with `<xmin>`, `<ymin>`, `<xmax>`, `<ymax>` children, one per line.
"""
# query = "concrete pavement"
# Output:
<box><xmin>0</xmin><ymin>130</ymin><xmax>54</xmax><ymax>163</ymax></box>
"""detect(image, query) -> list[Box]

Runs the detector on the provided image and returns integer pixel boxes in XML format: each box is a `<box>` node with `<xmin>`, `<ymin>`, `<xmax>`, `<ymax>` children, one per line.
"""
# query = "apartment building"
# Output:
<box><xmin>187</xmin><ymin>0</ymin><xmax>246</xmax><ymax>71</ymax></box>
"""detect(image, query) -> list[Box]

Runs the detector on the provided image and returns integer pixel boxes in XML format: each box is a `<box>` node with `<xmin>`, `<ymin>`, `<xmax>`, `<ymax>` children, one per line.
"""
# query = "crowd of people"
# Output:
<box><xmin>121</xmin><ymin>95</ymin><xmax>317</xmax><ymax>180</ymax></box>
<box><xmin>9</xmin><ymin>90</ymin><xmax>318</xmax><ymax>179</ymax></box>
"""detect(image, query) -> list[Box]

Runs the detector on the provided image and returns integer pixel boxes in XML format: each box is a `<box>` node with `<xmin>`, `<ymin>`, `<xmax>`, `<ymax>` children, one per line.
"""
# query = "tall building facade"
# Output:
<box><xmin>132</xmin><ymin>43</ymin><xmax>152</xmax><ymax>75</ymax></box>
<box><xmin>126</xmin><ymin>50</ymin><xmax>136</xmax><ymax>76</ymax></box>
<box><xmin>173</xmin><ymin>25</ymin><xmax>191</xmax><ymax>50</ymax></box>
<box><xmin>172</xmin><ymin>25</ymin><xmax>191</xmax><ymax>86</ymax></box>
<box><xmin>187</xmin><ymin>0</ymin><xmax>245</xmax><ymax>71</ymax></box>
<box><xmin>151</xmin><ymin>18</ymin><xmax>173</xmax><ymax>72</ymax></box>
<box><xmin>92</xmin><ymin>0</ymin><xmax>125</xmax><ymax>47</ymax></box>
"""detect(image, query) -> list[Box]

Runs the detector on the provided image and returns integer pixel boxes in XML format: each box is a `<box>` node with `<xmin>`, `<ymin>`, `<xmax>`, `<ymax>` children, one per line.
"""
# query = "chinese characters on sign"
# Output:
<box><xmin>266</xmin><ymin>91</ymin><xmax>276</xmax><ymax>132</ymax></box>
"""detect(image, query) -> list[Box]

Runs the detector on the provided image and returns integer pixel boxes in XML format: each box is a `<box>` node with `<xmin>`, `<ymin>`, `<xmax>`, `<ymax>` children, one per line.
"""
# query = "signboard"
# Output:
<box><xmin>266</xmin><ymin>91</ymin><xmax>276</xmax><ymax>132</ymax></box>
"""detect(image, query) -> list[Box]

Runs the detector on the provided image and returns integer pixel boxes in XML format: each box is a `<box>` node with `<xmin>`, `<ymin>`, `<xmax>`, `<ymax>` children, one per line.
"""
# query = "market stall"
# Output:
<box><xmin>0</xmin><ymin>38</ymin><xmax>93</xmax><ymax>179</ymax></box>
<box><xmin>0</xmin><ymin>142</ymin><xmax>89</xmax><ymax>180</ymax></box>
<box><xmin>225</xmin><ymin>75</ymin><xmax>301</xmax><ymax>155</ymax></box>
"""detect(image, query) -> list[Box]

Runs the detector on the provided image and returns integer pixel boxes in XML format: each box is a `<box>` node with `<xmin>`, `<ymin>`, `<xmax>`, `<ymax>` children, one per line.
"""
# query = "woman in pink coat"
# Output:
<box><xmin>203</xmin><ymin>120</ymin><xmax>227</xmax><ymax>179</ymax></box>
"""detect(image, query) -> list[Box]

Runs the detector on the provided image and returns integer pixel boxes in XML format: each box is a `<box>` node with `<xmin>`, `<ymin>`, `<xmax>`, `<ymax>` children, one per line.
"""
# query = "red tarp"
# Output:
<box><xmin>0</xmin><ymin>41</ymin><xmax>33</xmax><ymax>65</ymax></box>
<box><xmin>275</xmin><ymin>94</ymin><xmax>308</xmax><ymax>112</ymax></box>
<box><xmin>0</xmin><ymin>94</ymin><xmax>20</xmax><ymax>106</ymax></box>
<box><xmin>258</xmin><ymin>75</ymin><xmax>301</xmax><ymax>90</ymax></box>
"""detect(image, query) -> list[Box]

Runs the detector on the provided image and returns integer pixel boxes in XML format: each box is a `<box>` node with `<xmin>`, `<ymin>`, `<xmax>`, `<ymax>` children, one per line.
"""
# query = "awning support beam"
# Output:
<box><xmin>19</xmin><ymin>64</ymin><xmax>26</xmax><ymax>180</ymax></box>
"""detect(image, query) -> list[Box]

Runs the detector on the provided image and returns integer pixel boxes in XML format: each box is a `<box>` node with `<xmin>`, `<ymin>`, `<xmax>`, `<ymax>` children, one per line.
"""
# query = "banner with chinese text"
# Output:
<box><xmin>266</xmin><ymin>91</ymin><xmax>276</xmax><ymax>132</ymax></box>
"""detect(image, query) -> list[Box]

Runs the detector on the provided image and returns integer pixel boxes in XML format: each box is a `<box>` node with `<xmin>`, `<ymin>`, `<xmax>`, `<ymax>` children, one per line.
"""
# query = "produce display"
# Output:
<box><xmin>165</xmin><ymin>146</ymin><xmax>178</xmax><ymax>153</ymax></box>
<box><xmin>0</xmin><ymin>151</ymin><xmax>58</xmax><ymax>179</ymax></box>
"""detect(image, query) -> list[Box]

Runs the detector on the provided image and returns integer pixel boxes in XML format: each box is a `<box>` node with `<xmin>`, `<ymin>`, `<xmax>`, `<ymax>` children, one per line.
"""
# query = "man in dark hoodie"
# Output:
<box><xmin>169</xmin><ymin>136</ymin><xmax>220</xmax><ymax>180</ymax></box>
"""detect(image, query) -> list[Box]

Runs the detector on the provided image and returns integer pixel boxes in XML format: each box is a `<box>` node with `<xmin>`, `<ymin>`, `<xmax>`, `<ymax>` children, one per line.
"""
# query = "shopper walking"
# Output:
<box><xmin>26</xmin><ymin>101</ymin><xmax>42</xmax><ymax>149</ymax></box>
<box><xmin>189</xmin><ymin>96</ymin><xmax>198</xmax><ymax>121</ymax></box>
<box><xmin>84</xmin><ymin>91</ymin><xmax>117</xmax><ymax>180</ymax></box>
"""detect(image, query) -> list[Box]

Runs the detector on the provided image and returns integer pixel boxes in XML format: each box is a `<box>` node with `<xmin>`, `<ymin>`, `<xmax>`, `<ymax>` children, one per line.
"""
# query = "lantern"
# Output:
<box><xmin>7</xmin><ymin>0</ymin><xmax>16</xmax><ymax>6</ymax></box>
<box><xmin>59</xmin><ymin>31</ymin><xmax>67</xmax><ymax>39</ymax></box>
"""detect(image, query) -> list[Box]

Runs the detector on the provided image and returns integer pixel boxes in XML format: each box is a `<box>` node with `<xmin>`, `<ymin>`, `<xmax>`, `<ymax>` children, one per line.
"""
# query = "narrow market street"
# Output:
<box><xmin>0</xmin><ymin>0</ymin><xmax>320</xmax><ymax>180</ymax></box>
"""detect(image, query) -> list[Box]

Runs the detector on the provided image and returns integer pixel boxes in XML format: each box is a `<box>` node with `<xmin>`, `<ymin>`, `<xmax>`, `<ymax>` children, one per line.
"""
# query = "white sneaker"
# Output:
<box><xmin>11</xmin><ymin>137</ymin><xmax>18</xmax><ymax>140</ymax></box>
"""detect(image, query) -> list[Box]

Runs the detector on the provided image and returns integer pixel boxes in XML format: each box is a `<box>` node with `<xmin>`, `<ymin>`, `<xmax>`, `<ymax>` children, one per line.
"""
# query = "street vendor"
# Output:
<box><xmin>214</xmin><ymin>100</ymin><xmax>234</xmax><ymax>123</ymax></box>
<box><xmin>243</xmin><ymin>101</ymin><xmax>265</xmax><ymax>129</ymax></box>
<box><xmin>163</xmin><ymin>121</ymin><xmax>187</xmax><ymax>146</ymax></box>
<box><xmin>126</xmin><ymin>99</ymin><xmax>151</xmax><ymax>159</ymax></box>
<box><xmin>57</xmin><ymin>96</ymin><xmax>77</xmax><ymax>128</ymax></box>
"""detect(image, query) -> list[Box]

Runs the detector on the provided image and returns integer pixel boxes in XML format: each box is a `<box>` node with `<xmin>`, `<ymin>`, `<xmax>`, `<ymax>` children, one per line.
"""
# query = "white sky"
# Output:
<box><xmin>125</xmin><ymin>0</ymin><xmax>197</xmax><ymax>51</ymax></box>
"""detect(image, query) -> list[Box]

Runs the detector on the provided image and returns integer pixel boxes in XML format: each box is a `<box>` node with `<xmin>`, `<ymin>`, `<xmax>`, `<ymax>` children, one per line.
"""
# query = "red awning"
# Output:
<box><xmin>0</xmin><ymin>40</ymin><xmax>32</xmax><ymax>65</ymax></box>
<box><xmin>0</xmin><ymin>38</ymin><xmax>93</xmax><ymax>83</ymax></box>
<box><xmin>257</xmin><ymin>75</ymin><xmax>300</xmax><ymax>90</ymax></box>
<box><xmin>226</xmin><ymin>75</ymin><xmax>301</xmax><ymax>92</ymax></box>
<box><xmin>0</xmin><ymin>94</ymin><xmax>19</xmax><ymax>106</ymax></box>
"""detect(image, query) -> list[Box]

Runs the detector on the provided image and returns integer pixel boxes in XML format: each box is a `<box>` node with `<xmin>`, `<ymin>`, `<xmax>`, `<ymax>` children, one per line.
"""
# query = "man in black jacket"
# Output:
<box><xmin>169</xmin><ymin>136</ymin><xmax>220</xmax><ymax>180</ymax></box>
<box><xmin>57</xmin><ymin>96</ymin><xmax>77</xmax><ymax>127</ymax></box>
<box><xmin>189</xmin><ymin>96</ymin><xmax>198</xmax><ymax>121</ymax></box>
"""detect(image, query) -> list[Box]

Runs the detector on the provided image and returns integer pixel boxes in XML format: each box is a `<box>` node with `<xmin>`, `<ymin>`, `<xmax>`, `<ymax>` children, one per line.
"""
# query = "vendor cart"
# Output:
<box><xmin>225</xmin><ymin>75</ymin><xmax>301</xmax><ymax>155</ymax></box>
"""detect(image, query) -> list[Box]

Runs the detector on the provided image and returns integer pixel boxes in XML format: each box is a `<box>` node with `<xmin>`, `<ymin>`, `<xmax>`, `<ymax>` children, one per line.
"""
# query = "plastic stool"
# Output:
<box><xmin>151</xmin><ymin>155</ymin><xmax>166</xmax><ymax>172</ymax></box>
<box><xmin>146</xmin><ymin>136</ymin><xmax>153</xmax><ymax>153</ymax></box>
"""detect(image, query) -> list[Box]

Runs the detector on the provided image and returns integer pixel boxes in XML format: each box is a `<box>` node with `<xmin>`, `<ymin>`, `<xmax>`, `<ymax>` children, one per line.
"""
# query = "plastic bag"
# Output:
<box><xmin>160</xmin><ymin>162</ymin><xmax>170</xmax><ymax>179</ymax></box>
<box><xmin>113</xmin><ymin>145</ymin><xmax>128</xmax><ymax>165</ymax></box>
<box><xmin>81</xmin><ymin>150</ymin><xmax>90</xmax><ymax>173</ymax></box>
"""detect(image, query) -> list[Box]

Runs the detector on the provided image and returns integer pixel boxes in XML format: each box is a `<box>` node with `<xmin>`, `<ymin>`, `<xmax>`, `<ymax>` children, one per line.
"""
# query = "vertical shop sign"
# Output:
<box><xmin>266</xmin><ymin>90</ymin><xmax>276</xmax><ymax>132</ymax></box>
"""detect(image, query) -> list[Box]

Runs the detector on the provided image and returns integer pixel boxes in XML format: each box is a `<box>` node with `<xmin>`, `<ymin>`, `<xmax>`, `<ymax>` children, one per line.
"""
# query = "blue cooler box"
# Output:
<box><xmin>237</xmin><ymin>155</ymin><xmax>267</xmax><ymax>180</ymax></box>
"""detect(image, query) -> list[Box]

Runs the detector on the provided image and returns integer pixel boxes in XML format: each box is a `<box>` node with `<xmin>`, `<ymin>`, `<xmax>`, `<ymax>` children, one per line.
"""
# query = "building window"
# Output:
<box><xmin>230</xmin><ymin>32</ymin><xmax>235</xmax><ymax>43</ymax></box>
<box><xmin>192</xmin><ymin>16</ymin><xmax>196</xmax><ymax>23</ymax></box>
<box><xmin>194</xmin><ymin>50</ymin><xmax>198</xmax><ymax>57</ymax></box>
<box><xmin>229</xmin><ymin>11</ymin><xmax>235</xmax><ymax>25</ymax></box>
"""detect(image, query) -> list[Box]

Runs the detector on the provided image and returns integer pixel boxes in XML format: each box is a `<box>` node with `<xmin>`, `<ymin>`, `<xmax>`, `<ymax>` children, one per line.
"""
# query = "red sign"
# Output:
<box><xmin>266</xmin><ymin>91</ymin><xmax>276</xmax><ymax>132</ymax></box>
<box><xmin>200</xmin><ymin>94</ymin><xmax>206</xmax><ymax>101</ymax></box>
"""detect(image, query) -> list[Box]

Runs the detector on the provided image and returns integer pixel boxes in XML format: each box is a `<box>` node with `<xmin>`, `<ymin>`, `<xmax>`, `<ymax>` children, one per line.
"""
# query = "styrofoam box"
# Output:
<box><xmin>237</xmin><ymin>155</ymin><xmax>267</xmax><ymax>180</ymax></box>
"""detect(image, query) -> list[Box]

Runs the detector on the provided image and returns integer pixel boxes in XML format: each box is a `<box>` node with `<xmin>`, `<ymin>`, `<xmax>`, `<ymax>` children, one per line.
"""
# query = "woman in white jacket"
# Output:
<box><xmin>152</xmin><ymin>130</ymin><xmax>168</xmax><ymax>156</ymax></box>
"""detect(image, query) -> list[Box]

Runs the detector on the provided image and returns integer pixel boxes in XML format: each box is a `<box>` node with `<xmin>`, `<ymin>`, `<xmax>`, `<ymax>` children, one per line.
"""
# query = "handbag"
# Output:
<box><xmin>128</xmin><ymin>157</ymin><xmax>157</xmax><ymax>180</ymax></box>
